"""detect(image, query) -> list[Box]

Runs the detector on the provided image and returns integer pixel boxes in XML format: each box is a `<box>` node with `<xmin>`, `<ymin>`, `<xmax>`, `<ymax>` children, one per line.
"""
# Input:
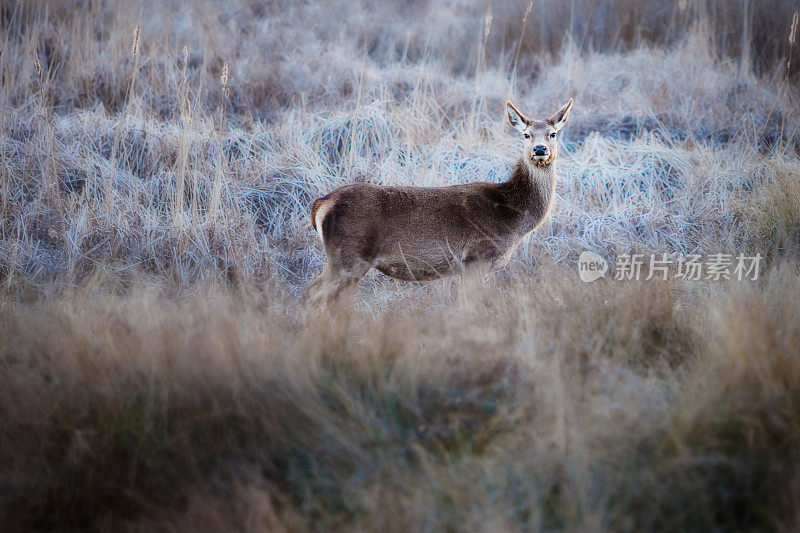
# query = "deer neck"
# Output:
<box><xmin>500</xmin><ymin>158</ymin><xmax>557</xmax><ymax>234</ymax></box>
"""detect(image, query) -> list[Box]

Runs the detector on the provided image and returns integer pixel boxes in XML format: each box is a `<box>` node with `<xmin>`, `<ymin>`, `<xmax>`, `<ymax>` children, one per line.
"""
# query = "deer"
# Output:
<box><xmin>308</xmin><ymin>98</ymin><xmax>573</xmax><ymax>304</ymax></box>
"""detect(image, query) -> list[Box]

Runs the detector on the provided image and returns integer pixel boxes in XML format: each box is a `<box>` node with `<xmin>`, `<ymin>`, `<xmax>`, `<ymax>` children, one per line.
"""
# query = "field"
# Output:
<box><xmin>2</xmin><ymin>0</ymin><xmax>800</xmax><ymax>530</ymax></box>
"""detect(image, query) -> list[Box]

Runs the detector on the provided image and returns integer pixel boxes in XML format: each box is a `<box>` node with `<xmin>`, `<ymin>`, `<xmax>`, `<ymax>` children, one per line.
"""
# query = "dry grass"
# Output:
<box><xmin>3</xmin><ymin>269</ymin><xmax>800</xmax><ymax>530</ymax></box>
<box><xmin>2</xmin><ymin>0</ymin><xmax>800</xmax><ymax>530</ymax></box>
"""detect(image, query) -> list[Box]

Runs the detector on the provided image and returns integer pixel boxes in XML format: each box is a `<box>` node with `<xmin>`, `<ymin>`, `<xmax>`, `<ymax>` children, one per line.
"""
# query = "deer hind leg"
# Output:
<box><xmin>306</xmin><ymin>267</ymin><xmax>331</xmax><ymax>307</ymax></box>
<box><xmin>325</xmin><ymin>257</ymin><xmax>372</xmax><ymax>307</ymax></box>
<box><xmin>309</xmin><ymin>249</ymin><xmax>372</xmax><ymax>310</ymax></box>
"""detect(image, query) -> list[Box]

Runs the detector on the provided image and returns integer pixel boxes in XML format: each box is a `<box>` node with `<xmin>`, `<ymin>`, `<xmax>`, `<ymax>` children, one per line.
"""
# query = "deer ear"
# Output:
<box><xmin>506</xmin><ymin>101</ymin><xmax>530</xmax><ymax>133</ymax></box>
<box><xmin>548</xmin><ymin>98</ymin><xmax>573</xmax><ymax>132</ymax></box>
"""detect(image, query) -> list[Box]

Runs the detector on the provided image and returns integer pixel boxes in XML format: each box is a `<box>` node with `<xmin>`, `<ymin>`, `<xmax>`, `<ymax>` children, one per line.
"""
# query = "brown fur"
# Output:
<box><xmin>309</xmin><ymin>99</ymin><xmax>573</xmax><ymax>304</ymax></box>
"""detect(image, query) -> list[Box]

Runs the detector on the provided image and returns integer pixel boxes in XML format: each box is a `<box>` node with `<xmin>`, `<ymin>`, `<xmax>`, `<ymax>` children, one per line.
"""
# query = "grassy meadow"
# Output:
<box><xmin>1</xmin><ymin>0</ymin><xmax>800</xmax><ymax>530</ymax></box>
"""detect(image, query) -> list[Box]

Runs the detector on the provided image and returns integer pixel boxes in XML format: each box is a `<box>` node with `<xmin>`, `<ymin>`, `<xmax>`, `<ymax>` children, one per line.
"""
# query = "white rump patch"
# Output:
<box><xmin>314</xmin><ymin>200</ymin><xmax>334</xmax><ymax>243</ymax></box>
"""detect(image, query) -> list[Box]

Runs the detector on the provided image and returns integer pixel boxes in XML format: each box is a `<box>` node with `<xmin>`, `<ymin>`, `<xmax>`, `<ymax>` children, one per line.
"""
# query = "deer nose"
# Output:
<box><xmin>533</xmin><ymin>145</ymin><xmax>548</xmax><ymax>156</ymax></box>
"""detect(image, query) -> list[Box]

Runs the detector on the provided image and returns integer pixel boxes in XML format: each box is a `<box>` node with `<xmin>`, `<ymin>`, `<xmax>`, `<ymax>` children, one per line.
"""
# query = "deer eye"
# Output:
<box><xmin>523</xmin><ymin>133</ymin><xmax>530</xmax><ymax>139</ymax></box>
<box><xmin>549</xmin><ymin>132</ymin><xmax>557</xmax><ymax>138</ymax></box>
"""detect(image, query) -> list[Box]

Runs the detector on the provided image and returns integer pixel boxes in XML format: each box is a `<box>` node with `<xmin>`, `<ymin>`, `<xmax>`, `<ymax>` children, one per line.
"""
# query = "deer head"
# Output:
<box><xmin>506</xmin><ymin>99</ymin><xmax>573</xmax><ymax>167</ymax></box>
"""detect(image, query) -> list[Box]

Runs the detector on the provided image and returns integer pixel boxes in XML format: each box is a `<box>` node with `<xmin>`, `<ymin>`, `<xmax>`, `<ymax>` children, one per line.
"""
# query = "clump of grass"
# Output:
<box><xmin>739</xmin><ymin>159</ymin><xmax>800</xmax><ymax>261</ymax></box>
<box><xmin>2</xmin><ymin>267</ymin><xmax>799</xmax><ymax>530</ymax></box>
<box><xmin>602</xmin><ymin>265</ymin><xmax>800</xmax><ymax>531</ymax></box>
<box><xmin>532</xmin><ymin>274</ymin><xmax>702</xmax><ymax>373</ymax></box>
<box><xmin>305</xmin><ymin>104</ymin><xmax>394</xmax><ymax>172</ymax></box>
<box><xmin>0</xmin><ymin>284</ymin><xmax>527</xmax><ymax>529</ymax></box>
